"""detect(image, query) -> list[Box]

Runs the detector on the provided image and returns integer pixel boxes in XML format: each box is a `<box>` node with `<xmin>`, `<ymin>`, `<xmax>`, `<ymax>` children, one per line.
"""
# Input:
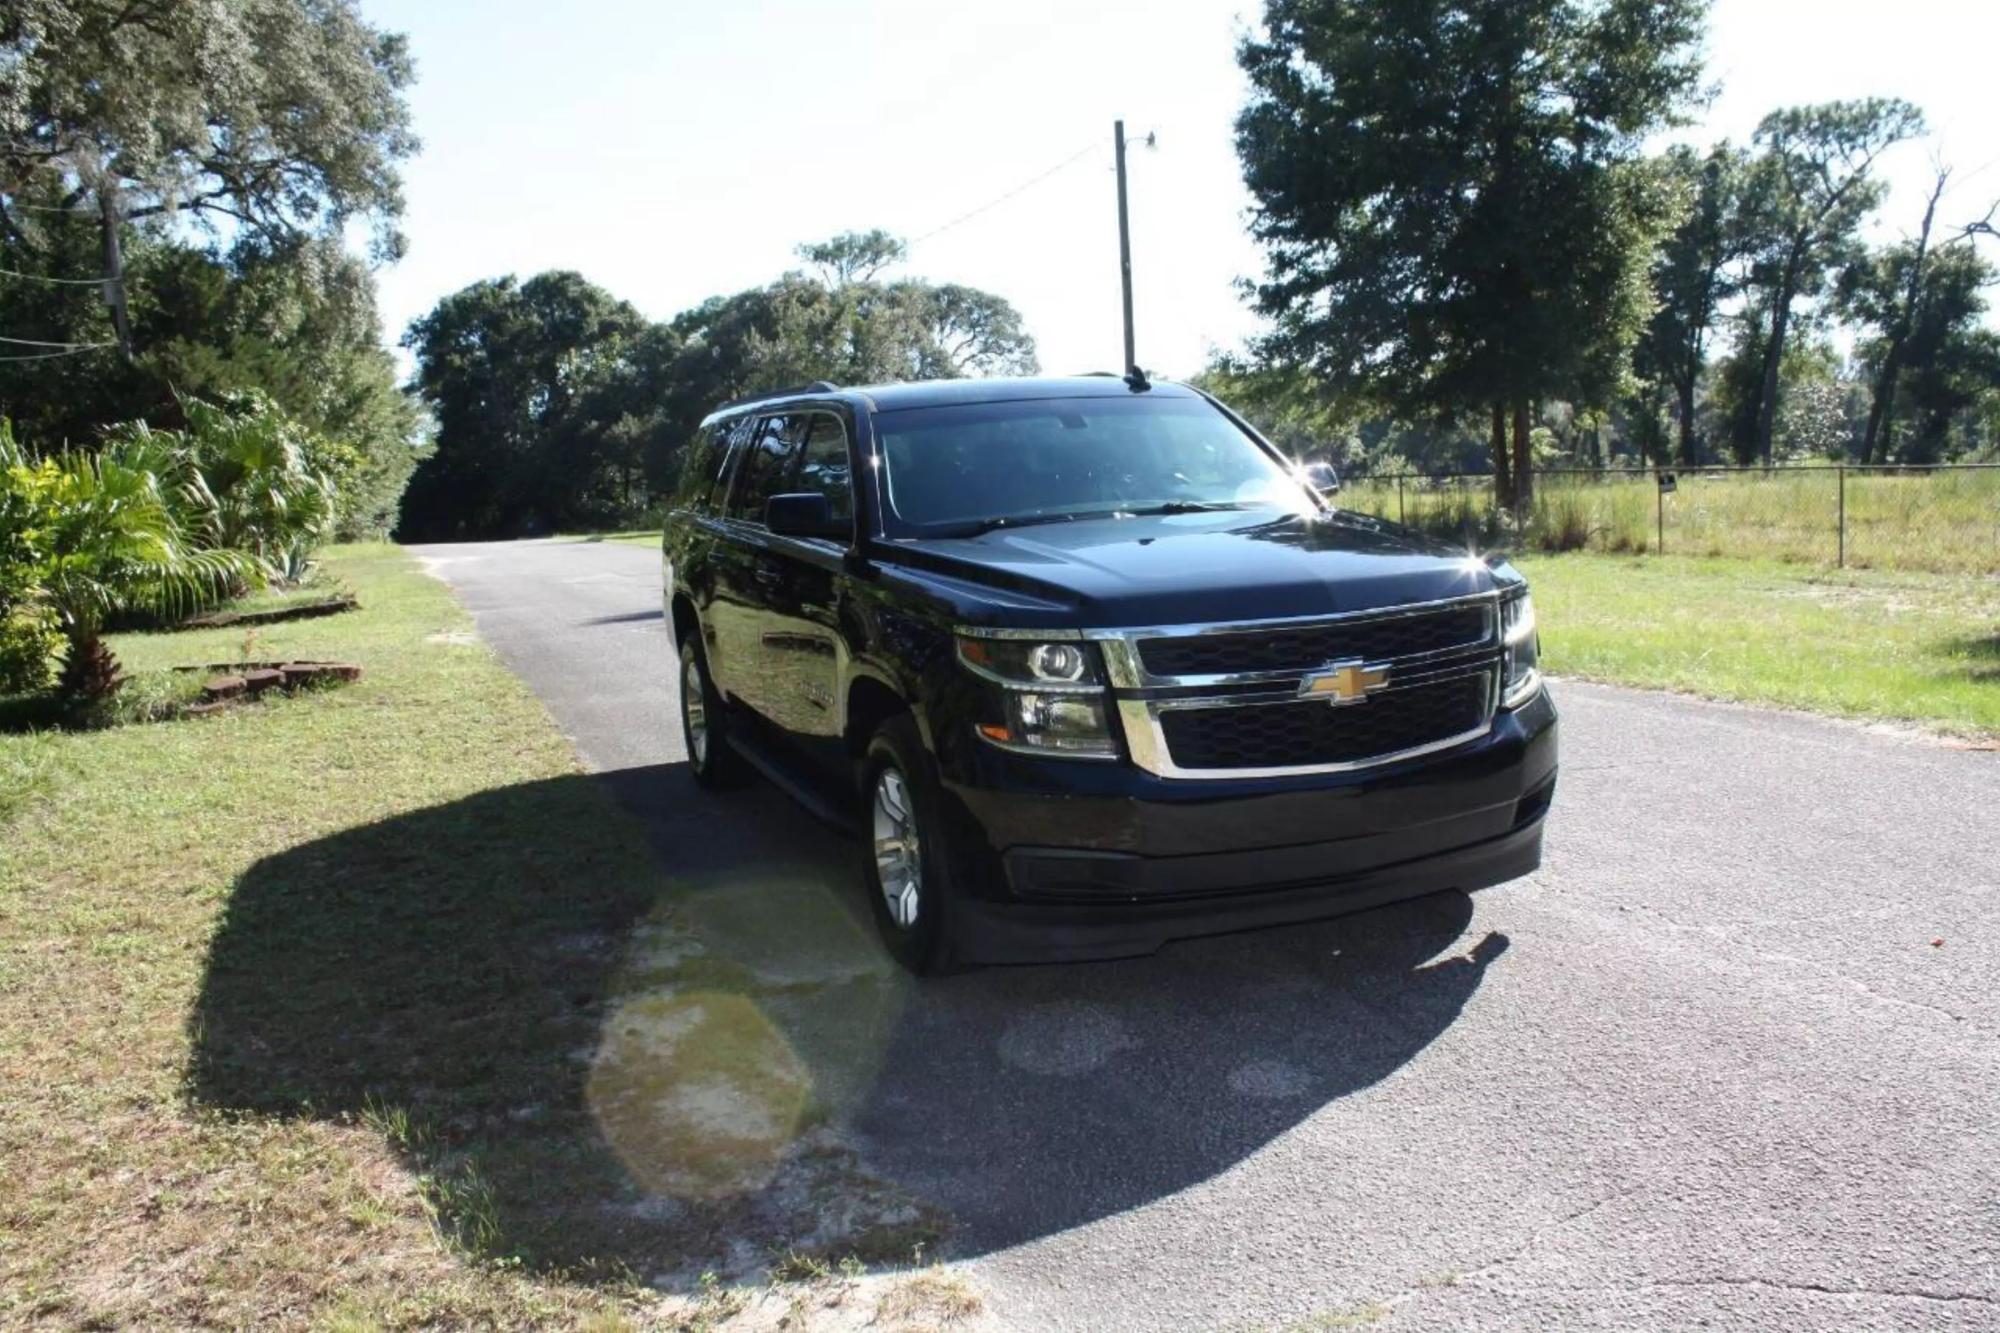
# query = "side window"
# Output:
<box><xmin>673</xmin><ymin>423</ymin><xmax>722</xmax><ymax>512</ymax></box>
<box><xmin>792</xmin><ymin>413</ymin><xmax>853</xmax><ymax>523</ymax></box>
<box><xmin>711</xmin><ymin>416</ymin><xmax>757</xmax><ymax>510</ymax></box>
<box><xmin>726</xmin><ymin>415</ymin><xmax>805</xmax><ymax>523</ymax></box>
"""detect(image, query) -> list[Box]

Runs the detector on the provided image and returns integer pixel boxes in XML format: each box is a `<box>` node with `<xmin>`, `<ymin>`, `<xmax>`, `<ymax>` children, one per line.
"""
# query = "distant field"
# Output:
<box><xmin>1521</xmin><ymin>553</ymin><xmax>2000</xmax><ymax>739</ymax></box>
<box><xmin>1344</xmin><ymin>467</ymin><xmax>2000</xmax><ymax>574</ymax></box>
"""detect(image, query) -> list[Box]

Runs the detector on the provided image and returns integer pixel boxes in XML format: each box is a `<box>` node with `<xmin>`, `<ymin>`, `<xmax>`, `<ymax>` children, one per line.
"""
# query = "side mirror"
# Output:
<box><xmin>1298</xmin><ymin>460</ymin><xmax>1341</xmax><ymax>496</ymax></box>
<box><xmin>765</xmin><ymin>492</ymin><xmax>849</xmax><ymax>540</ymax></box>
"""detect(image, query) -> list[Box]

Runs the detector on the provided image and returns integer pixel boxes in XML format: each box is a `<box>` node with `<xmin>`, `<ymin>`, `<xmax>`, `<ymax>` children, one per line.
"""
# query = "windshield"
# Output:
<box><xmin>873</xmin><ymin>395</ymin><xmax>1320</xmax><ymax>534</ymax></box>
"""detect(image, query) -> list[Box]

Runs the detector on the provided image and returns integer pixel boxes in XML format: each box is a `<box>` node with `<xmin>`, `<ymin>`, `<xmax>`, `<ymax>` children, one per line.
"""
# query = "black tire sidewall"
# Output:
<box><xmin>860</xmin><ymin>717</ymin><xmax>953</xmax><ymax>974</ymax></box>
<box><xmin>679</xmin><ymin>634</ymin><xmax>740</xmax><ymax>789</ymax></box>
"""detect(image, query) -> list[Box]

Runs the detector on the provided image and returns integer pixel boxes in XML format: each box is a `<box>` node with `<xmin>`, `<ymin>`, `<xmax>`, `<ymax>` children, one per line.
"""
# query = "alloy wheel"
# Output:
<box><xmin>681</xmin><ymin>650</ymin><xmax>708</xmax><ymax>765</ymax></box>
<box><xmin>872</xmin><ymin>767</ymin><xmax>922</xmax><ymax>929</ymax></box>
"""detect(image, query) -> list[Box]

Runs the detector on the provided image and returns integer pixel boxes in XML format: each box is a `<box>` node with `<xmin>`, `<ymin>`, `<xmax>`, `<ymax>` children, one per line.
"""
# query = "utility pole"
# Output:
<box><xmin>97</xmin><ymin>185</ymin><xmax>133</xmax><ymax>363</ymax></box>
<box><xmin>1114</xmin><ymin>119</ymin><xmax>1137</xmax><ymax>379</ymax></box>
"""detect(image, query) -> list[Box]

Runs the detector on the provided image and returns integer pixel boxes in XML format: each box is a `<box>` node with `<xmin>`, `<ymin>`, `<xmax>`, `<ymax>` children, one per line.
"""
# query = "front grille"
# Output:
<box><xmin>1159</xmin><ymin>672</ymin><xmax>1491</xmax><ymax>771</ymax></box>
<box><xmin>1137</xmin><ymin>604</ymin><xmax>1491</xmax><ymax>678</ymax></box>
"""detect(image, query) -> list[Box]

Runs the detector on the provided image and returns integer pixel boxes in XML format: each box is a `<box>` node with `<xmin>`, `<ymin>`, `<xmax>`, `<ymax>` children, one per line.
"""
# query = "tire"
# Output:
<box><xmin>858</xmin><ymin>714</ymin><xmax>959</xmax><ymax>975</ymax></box>
<box><xmin>679</xmin><ymin>632</ymin><xmax>748</xmax><ymax>790</ymax></box>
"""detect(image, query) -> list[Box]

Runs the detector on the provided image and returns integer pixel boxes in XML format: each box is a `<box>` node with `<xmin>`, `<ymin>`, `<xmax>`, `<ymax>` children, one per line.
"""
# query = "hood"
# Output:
<box><xmin>889</xmin><ymin>509</ymin><xmax>1504</xmax><ymax>627</ymax></box>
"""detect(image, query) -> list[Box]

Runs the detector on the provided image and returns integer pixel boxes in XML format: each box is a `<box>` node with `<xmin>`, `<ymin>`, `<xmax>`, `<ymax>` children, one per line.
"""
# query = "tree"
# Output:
<box><xmin>895</xmin><ymin>282</ymin><xmax>1039</xmax><ymax>379</ymax></box>
<box><xmin>1635</xmin><ymin>144</ymin><xmax>1746</xmax><ymax>464</ymax></box>
<box><xmin>0</xmin><ymin>216</ymin><xmax>425</xmax><ymax>536</ymax></box>
<box><xmin>1730</xmin><ymin>99</ymin><xmax>1925</xmax><ymax>464</ymax></box>
<box><xmin>3</xmin><ymin>1</ymin><xmax>418</xmax><ymax>310</ymax></box>
<box><xmin>396</xmin><ymin>236</ymin><xmax>1043</xmax><ymax>539</ymax></box>
<box><xmin>1</xmin><ymin>3</ymin><xmax>424</xmax><ymax>535</ymax></box>
<box><xmin>797</xmin><ymin>229</ymin><xmax>906</xmax><ymax>286</ymax></box>
<box><xmin>1836</xmin><ymin>174</ymin><xmax>2000</xmax><ymax>463</ymax></box>
<box><xmin>1235</xmin><ymin>0</ymin><xmax>1707</xmax><ymax>510</ymax></box>
<box><xmin>400</xmin><ymin>273</ymin><xmax>647</xmax><ymax>540</ymax></box>
<box><xmin>1190</xmin><ymin>356</ymin><xmax>1360</xmax><ymax>465</ymax></box>
<box><xmin>1878</xmin><ymin>245</ymin><xmax>2000</xmax><ymax>463</ymax></box>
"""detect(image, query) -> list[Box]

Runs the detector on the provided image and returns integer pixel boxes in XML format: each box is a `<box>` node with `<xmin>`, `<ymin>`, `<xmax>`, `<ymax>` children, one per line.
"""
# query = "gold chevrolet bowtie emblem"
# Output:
<box><xmin>1299</xmin><ymin>659</ymin><xmax>1390</xmax><ymax>705</ymax></box>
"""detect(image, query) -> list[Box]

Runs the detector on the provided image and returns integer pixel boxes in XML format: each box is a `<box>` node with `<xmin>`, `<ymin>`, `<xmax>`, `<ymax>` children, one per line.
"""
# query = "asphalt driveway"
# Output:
<box><xmin>418</xmin><ymin>536</ymin><xmax>1999</xmax><ymax>1332</ymax></box>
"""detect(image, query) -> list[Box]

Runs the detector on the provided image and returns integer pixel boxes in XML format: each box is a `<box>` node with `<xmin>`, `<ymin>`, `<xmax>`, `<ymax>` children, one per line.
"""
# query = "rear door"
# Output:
<box><xmin>708</xmin><ymin>413</ymin><xmax>805</xmax><ymax>719</ymax></box>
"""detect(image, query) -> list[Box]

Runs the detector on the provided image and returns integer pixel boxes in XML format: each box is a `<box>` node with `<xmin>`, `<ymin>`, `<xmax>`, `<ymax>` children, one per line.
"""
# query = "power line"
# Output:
<box><xmin>0</xmin><ymin>265</ymin><xmax>114</xmax><ymax>286</ymax></box>
<box><xmin>2</xmin><ymin>200</ymin><xmax>93</xmax><ymax>215</ymax></box>
<box><xmin>0</xmin><ymin>343</ymin><xmax>115</xmax><ymax>362</ymax></box>
<box><xmin>907</xmin><ymin>141</ymin><xmax>1104</xmax><ymax>248</ymax></box>
<box><xmin>0</xmin><ymin>334</ymin><xmax>106</xmax><ymax>348</ymax></box>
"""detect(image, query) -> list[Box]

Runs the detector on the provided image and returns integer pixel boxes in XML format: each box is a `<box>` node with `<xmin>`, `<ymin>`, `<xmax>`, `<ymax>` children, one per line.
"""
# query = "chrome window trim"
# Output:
<box><xmin>1084</xmin><ymin>590</ymin><xmax>1502</xmax><ymax>690</ymax></box>
<box><xmin>1122</xmin><ymin>663</ymin><xmax>1497</xmax><ymax>780</ymax></box>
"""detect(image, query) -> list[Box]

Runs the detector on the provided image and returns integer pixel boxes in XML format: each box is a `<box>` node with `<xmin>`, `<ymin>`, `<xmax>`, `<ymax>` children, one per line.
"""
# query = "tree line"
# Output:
<box><xmin>2</xmin><ymin>0</ymin><xmax>424</xmax><ymax>539</ymax></box>
<box><xmin>397</xmin><ymin>230</ymin><xmax>1038</xmax><ymax>539</ymax></box>
<box><xmin>1224</xmin><ymin>0</ymin><xmax>2000</xmax><ymax>501</ymax></box>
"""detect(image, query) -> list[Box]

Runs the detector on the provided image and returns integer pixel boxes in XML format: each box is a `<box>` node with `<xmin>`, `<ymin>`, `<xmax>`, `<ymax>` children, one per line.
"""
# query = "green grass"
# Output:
<box><xmin>1524</xmin><ymin>554</ymin><xmax>2000</xmax><ymax>738</ymax></box>
<box><xmin>1345</xmin><ymin>468</ymin><xmax>2000</xmax><ymax>574</ymax></box>
<box><xmin>0</xmin><ymin>544</ymin><xmax>941</xmax><ymax>1330</ymax></box>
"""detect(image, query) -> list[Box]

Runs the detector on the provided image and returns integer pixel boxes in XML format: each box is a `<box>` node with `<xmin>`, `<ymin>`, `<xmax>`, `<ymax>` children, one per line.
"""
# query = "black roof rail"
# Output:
<box><xmin>716</xmin><ymin>380</ymin><xmax>841</xmax><ymax>412</ymax></box>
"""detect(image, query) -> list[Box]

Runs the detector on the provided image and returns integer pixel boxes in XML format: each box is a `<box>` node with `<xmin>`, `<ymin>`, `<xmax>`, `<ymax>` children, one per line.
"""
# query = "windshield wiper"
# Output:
<box><xmin>929</xmin><ymin>511</ymin><xmax>1095</xmax><ymax>538</ymax></box>
<box><xmin>1120</xmin><ymin>500</ymin><xmax>1251</xmax><ymax>516</ymax></box>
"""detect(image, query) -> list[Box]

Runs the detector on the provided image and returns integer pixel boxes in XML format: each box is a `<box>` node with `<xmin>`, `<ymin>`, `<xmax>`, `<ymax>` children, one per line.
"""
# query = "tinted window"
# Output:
<box><xmin>726</xmin><ymin>415</ymin><xmax>804</xmax><ymax>523</ymax></box>
<box><xmin>792</xmin><ymin>413</ymin><xmax>853</xmax><ymax>523</ymax></box>
<box><xmin>874</xmin><ymin>396</ymin><xmax>1318</xmax><ymax>532</ymax></box>
<box><xmin>710</xmin><ymin>417</ymin><xmax>757</xmax><ymax>510</ymax></box>
<box><xmin>673</xmin><ymin>423</ymin><xmax>723</xmax><ymax>512</ymax></box>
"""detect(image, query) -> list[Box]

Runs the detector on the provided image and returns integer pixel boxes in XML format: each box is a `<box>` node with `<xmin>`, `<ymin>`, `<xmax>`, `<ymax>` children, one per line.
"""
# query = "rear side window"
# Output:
<box><xmin>707</xmin><ymin>416</ymin><xmax>758</xmax><ymax>512</ymax></box>
<box><xmin>674</xmin><ymin>423</ymin><xmax>724</xmax><ymax>512</ymax></box>
<box><xmin>727</xmin><ymin>415</ymin><xmax>805</xmax><ymax>523</ymax></box>
<box><xmin>793</xmin><ymin>412</ymin><xmax>853</xmax><ymax>523</ymax></box>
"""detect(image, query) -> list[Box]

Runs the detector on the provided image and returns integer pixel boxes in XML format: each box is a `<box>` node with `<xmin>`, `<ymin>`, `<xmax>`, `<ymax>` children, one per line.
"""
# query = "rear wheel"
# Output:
<box><xmin>679</xmin><ymin>633</ymin><xmax>747</xmax><ymax>789</ymax></box>
<box><xmin>859</xmin><ymin>715</ymin><xmax>958</xmax><ymax>974</ymax></box>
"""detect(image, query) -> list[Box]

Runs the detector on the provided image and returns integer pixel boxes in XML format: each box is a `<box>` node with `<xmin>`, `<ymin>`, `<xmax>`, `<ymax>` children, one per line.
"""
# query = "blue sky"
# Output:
<box><xmin>362</xmin><ymin>0</ymin><xmax>2000</xmax><ymax>379</ymax></box>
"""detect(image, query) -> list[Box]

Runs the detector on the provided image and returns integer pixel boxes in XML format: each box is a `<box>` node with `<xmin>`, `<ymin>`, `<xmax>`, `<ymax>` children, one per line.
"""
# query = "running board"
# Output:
<box><xmin>725</xmin><ymin>731</ymin><xmax>859</xmax><ymax>837</ymax></box>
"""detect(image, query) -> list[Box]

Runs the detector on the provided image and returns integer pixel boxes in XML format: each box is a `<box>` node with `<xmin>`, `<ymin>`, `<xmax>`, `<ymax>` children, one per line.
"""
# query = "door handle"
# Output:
<box><xmin>753</xmin><ymin>562</ymin><xmax>784</xmax><ymax>587</ymax></box>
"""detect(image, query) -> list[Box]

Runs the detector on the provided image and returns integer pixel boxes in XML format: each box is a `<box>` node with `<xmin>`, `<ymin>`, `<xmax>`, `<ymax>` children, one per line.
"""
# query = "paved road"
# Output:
<box><xmin>420</xmin><ymin>537</ymin><xmax>1999</xmax><ymax>1332</ymax></box>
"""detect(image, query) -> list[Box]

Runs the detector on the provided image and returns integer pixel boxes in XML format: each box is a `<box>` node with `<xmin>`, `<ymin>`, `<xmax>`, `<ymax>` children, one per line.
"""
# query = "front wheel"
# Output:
<box><xmin>679</xmin><ymin>633</ymin><xmax>747</xmax><ymax>790</ymax></box>
<box><xmin>859</xmin><ymin>715</ymin><xmax>958</xmax><ymax>975</ymax></box>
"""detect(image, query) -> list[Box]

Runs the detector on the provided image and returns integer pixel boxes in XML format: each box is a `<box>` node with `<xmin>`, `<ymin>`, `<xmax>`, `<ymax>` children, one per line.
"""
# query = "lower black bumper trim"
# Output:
<box><xmin>950</xmin><ymin>814</ymin><xmax>1546</xmax><ymax>965</ymax></box>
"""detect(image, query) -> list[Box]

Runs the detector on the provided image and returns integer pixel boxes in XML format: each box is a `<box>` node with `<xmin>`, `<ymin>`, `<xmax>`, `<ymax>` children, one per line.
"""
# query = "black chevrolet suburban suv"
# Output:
<box><xmin>662</xmin><ymin>376</ymin><xmax>1557</xmax><ymax>972</ymax></box>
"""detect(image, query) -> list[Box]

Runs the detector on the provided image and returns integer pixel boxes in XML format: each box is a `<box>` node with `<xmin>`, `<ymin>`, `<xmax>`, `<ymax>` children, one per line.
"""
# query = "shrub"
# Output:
<box><xmin>0</xmin><ymin>606</ymin><xmax>61</xmax><ymax>696</ymax></box>
<box><xmin>8</xmin><ymin>441</ymin><xmax>261</xmax><ymax>700</ymax></box>
<box><xmin>106</xmin><ymin>392</ymin><xmax>338</xmax><ymax>575</ymax></box>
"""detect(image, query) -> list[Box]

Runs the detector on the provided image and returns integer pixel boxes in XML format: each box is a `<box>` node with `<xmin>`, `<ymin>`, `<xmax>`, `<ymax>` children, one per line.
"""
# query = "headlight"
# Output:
<box><xmin>956</xmin><ymin>635</ymin><xmax>1119</xmax><ymax>758</ymax></box>
<box><xmin>1500</xmin><ymin>592</ymin><xmax>1541</xmax><ymax>708</ymax></box>
<box><xmin>956</xmin><ymin>636</ymin><xmax>1102</xmax><ymax>686</ymax></box>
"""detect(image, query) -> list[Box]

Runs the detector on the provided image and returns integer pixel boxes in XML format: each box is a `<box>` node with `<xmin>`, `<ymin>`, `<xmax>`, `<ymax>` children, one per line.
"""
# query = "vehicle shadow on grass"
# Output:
<box><xmin>186</xmin><ymin>763</ymin><xmax>1507</xmax><ymax>1283</ymax></box>
<box><xmin>1943</xmin><ymin>632</ymin><xmax>2000</xmax><ymax>683</ymax></box>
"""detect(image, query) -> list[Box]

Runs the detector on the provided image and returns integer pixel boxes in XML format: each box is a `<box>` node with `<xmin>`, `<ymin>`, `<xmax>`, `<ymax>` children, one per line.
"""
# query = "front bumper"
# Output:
<box><xmin>938</xmin><ymin>687</ymin><xmax>1558</xmax><ymax>963</ymax></box>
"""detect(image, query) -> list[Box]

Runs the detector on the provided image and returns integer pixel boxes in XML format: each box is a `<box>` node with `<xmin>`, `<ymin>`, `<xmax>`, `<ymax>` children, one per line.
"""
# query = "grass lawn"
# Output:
<box><xmin>1523</xmin><ymin>554</ymin><xmax>2000</xmax><ymax>739</ymax></box>
<box><xmin>1346</xmin><ymin>467</ymin><xmax>2000</xmax><ymax>574</ymax></box>
<box><xmin>0</xmin><ymin>544</ymin><xmax>964</xmax><ymax>1331</ymax></box>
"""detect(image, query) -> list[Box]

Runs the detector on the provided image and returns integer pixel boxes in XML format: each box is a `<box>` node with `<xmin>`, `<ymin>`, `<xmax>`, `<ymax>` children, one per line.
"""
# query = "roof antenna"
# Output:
<box><xmin>1124</xmin><ymin>364</ymin><xmax>1150</xmax><ymax>392</ymax></box>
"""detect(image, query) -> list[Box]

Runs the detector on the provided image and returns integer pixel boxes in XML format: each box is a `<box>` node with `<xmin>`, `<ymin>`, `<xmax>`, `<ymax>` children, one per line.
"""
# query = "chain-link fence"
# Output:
<box><xmin>1338</xmin><ymin>465</ymin><xmax>2000</xmax><ymax>574</ymax></box>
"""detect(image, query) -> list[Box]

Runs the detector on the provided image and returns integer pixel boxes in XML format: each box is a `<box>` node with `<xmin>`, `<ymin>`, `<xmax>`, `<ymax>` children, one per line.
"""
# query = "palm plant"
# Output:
<box><xmin>177</xmin><ymin>394</ymin><xmax>337</xmax><ymax>571</ymax></box>
<box><xmin>26</xmin><ymin>448</ymin><xmax>262</xmax><ymax>700</ymax></box>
